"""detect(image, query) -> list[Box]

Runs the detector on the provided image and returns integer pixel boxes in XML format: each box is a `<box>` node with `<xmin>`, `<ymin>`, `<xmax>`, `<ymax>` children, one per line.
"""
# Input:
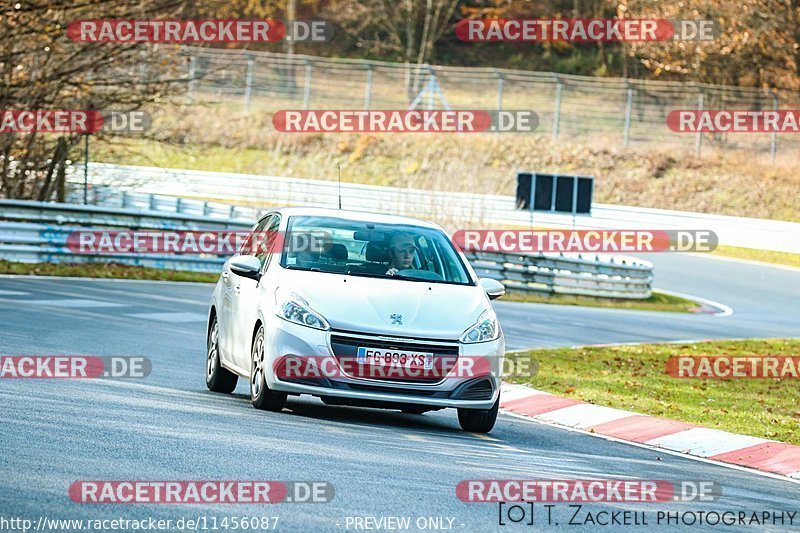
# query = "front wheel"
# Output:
<box><xmin>250</xmin><ymin>325</ymin><xmax>287</xmax><ymax>412</ymax></box>
<box><xmin>457</xmin><ymin>397</ymin><xmax>499</xmax><ymax>433</ymax></box>
<box><xmin>206</xmin><ymin>316</ymin><xmax>238</xmax><ymax>393</ymax></box>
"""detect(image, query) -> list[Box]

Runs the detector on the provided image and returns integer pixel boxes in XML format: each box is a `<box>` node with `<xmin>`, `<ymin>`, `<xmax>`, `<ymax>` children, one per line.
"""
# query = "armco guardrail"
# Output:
<box><xmin>0</xmin><ymin>199</ymin><xmax>653</xmax><ymax>298</ymax></box>
<box><xmin>466</xmin><ymin>251</ymin><xmax>652</xmax><ymax>299</ymax></box>
<box><xmin>72</xmin><ymin>163</ymin><xmax>800</xmax><ymax>254</ymax></box>
<box><xmin>0</xmin><ymin>200</ymin><xmax>253</xmax><ymax>273</ymax></box>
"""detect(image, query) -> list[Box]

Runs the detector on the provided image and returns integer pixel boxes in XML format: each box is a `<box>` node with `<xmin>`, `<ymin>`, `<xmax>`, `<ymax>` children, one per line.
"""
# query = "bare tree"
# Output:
<box><xmin>0</xmin><ymin>0</ymin><xmax>191</xmax><ymax>200</ymax></box>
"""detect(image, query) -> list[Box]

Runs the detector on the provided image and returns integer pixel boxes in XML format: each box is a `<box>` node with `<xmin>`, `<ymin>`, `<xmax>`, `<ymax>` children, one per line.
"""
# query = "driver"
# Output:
<box><xmin>385</xmin><ymin>233</ymin><xmax>416</xmax><ymax>276</ymax></box>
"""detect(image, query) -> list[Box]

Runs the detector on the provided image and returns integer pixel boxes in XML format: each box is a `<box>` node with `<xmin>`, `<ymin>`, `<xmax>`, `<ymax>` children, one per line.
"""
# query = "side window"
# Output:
<box><xmin>256</xmin><ymin>215</ymin><xmax>281</xmax><ymax>272</ymax></box>
<box><xmin>239</xmin><ymin>215</ymin><xmax>272</xmax><ymax>257</ymax></box>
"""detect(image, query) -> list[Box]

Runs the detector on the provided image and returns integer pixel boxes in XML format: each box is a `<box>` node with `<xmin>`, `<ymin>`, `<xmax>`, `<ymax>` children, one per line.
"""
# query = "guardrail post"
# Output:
<box><xmin>303</xmin><ymin>60</ymin><xmax>313</xmax><ymax>110</ymax></box>
<box><xmin>149</xmin><ymin>194</ymin><xmax>157</xmax><ymax>211</ymax></box>
<box><xmin>229</xmin><ymin>205</ymin><xmax>236</xmax><ymax>219</ymax></box>
<box><xmin>623</xmin><ymin>82</ymin><xmax>633</xmax><ymax>148</ymax></box>
<box><xmin>175</xmin><ymin>198</ymin><xmax>183</xmax><ymax>213</ymax></box>
<box><xmin>203</xmin><ymin>201</ymin><xmax>211</xmax><ymax>216</ymax></box>
<box><xmin>244</xmin><ymin>56</ymin><xmax>254</xmax><ymax>113</ymax></box>
<box><xmin>188</xmin><ymin>56</ymin><xmax>196</xmax><ymax>104</ymax></box>
<box><xmin>552</xmin><ymin>77</ymin><xmax>562</xmax><ymax>143</ymax></box>
<box><xmin>496</xmin><ymin>71</ymin><xmax>504</xmax><ymax>112</ymax></box>
<box><xmin>121</xmin><ymin>191</ymin><xmax>128</xmax><ymax>208</ymax></box>
<box><xmin>364</xmin><ymin>66</ymin><xmax>373</xmax><ymax>110</ymax></box>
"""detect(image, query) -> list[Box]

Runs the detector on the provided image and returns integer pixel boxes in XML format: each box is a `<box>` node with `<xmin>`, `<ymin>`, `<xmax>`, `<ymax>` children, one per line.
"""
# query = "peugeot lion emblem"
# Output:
<box><xmin>390</xmin><ymin>313</ymin><xmax>403</xmax><ymax>325</ymax></box>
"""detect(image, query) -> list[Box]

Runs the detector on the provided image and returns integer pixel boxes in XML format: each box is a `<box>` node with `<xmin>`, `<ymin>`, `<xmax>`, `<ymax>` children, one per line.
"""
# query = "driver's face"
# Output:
<box><xmin>390</xmin><ymin>243</ymin><xmax>415</xmax><ymax>268</ymax></box>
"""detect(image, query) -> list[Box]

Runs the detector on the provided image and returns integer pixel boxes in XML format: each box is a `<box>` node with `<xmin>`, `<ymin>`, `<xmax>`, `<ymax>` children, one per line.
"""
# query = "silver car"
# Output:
<box><xmin>206</xmin><ymin>207</ymin><xmax>506</xmax><ymax>432</ymax></box>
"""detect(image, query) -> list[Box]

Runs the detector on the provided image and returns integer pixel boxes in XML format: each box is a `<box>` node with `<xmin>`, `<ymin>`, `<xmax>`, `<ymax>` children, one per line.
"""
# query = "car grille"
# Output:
<box><xmin>329</xmin><ymin>331</ymin><xmax>460</xmax><ymax>384</ymax></box>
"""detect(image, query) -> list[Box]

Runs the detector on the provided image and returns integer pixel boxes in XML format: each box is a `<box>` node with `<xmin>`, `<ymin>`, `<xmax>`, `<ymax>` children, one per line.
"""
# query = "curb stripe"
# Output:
<box><xmin>645</xmin><ymin>428</ymin><xmax>769</xmax><ymax>458</ymax></box>
<box><xmin>709</xmin><ymin>442</ymin><xmax>800</xmax><ymax>476</ymax></box>
<box><xmin>501</xmin><ymin>393</ymin><xmax>581</xmax><ymax>416</ymax></box>
<box><xmin>536</xmin><ymin>403</ymin><xmax>633</xmax><ymax>430</ymax></box>
<box><xmin>588</xmin><ymin>415</ymin><xmax>697</xmax><ymax>443</ymax></box>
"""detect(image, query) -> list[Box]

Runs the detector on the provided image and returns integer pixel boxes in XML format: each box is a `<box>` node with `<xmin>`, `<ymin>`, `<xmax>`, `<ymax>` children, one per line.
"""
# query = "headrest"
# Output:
<box><xmin>365</xmin><ymin>240</ymin><xmax>389</xmax><ymax>262</ymax></box>
<box><xmin>322</xmin><ymin>242</ymin><xmax>348</xmax><ymax>261</ymax></box>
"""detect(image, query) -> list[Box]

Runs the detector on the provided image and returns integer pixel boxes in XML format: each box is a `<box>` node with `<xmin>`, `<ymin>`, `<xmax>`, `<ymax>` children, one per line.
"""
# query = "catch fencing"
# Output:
<box><xmin>178</xmin><ymin>46</ymin><xmax>800</xmax><ymax>159</ymax></box>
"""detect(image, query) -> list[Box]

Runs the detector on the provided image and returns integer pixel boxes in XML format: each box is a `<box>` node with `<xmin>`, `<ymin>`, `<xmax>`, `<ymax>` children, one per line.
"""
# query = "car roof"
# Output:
<box><xmin>269</xmin><ymin>207</ymin><xmax>443</xmax><ymax>230</ymax></box>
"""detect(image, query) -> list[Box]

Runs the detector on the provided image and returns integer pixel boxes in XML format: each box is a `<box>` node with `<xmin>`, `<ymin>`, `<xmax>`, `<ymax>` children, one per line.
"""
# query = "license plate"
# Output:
<box><xmin>356</xmin><ymin>347</ymin><xmax>434</xmax><ymax>370</ymax></box>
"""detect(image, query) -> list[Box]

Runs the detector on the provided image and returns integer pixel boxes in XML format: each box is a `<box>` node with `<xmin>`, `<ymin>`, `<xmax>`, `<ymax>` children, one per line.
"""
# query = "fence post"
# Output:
<box><xmin>187</xmin><ymin>56</ymin><xmax>196</xmax><ymax>103</ymax></box>
<box><xmin>302</xmin><ymin>60</ymin><xmax>313</xmax><ymax>110</ymax></box>
<box><xmin>496</xmin><ymin>71</ymin><xmax>504</xmax><ymax>112</ymax></box>
<box><xmin>244</xmin><ymin>56</ymin><xmax>254</xmax><ymax>113</ymax></box>
<box><xmin>364</xmin><ymin>66</ymin><xmax>373</xmax><ymax>110</ymax></box>
<box><xmin>770</xmin><ymin>90</ymin><xmax>778</xmax><ymax>163</ymax></box>
<box><xmin>623</xmin><ymin>81</ymin><xmax>633</xmax><ymax>148</ymax></box>
<box><xmin>694</xmin><ymin>90</ymin><xmax>704</xmax><ymax>157</ymax></box>
<box><xmin>552</xmin><ymin>77</ymin><xmax>562</xmax><ymax>143</ymax></box>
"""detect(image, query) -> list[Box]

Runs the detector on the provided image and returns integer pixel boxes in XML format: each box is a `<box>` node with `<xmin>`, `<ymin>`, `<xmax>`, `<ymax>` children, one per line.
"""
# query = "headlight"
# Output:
<box><xmin>276</xmin><ymin>290</ymin><xmax>330</xmax><ymax>330</ymax></box>
<box><xmin>460</xmin><ymin>308</ymin><xmax>500</xmax><ymax>343</ymax></box>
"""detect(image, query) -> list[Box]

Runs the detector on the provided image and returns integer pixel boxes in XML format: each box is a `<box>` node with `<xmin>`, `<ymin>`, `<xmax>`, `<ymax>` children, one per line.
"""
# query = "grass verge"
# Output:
<box><xmin>501</xmin><ymin>289</ymin><xmax>702</xmax><ymax>313</ymax></box>
<box><xmin>0</xmin><ymin>260</ymin><xmax>218</xmax><ymax>283</ymax></box>
<box><xmin>506</xmin><ymin>339</ymin><xmax>800</xmax><ymax>444</ymax></box>
<box><xmin>711</xmin><ymin>245</ymin><xmax>800</xmax><ymax>269</ymax></box>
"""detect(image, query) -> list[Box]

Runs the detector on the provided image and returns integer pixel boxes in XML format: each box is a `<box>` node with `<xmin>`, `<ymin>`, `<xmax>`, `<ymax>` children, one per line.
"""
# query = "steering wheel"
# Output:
<box><xmin>395</xmin><ymin>269</ymin><xmax>443</xmax><ymax>281</ymax></box>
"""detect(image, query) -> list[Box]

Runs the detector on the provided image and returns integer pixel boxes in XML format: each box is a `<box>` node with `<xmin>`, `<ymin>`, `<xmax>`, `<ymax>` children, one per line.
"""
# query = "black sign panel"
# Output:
<box><xmin>515</xmin><ymin>172</ymin><xmax>593</xmax><ymax>214</ymax></box>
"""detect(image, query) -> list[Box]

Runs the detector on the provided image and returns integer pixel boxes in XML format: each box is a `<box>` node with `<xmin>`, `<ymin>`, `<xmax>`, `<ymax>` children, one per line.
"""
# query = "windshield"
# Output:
<box><xmin>280</xmin><ymin>216</ymin><xmax>473</xmax><ymax>285</ymax></box>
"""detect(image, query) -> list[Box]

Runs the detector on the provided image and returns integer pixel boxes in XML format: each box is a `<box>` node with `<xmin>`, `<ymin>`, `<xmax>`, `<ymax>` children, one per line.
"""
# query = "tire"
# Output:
<box><xmin>206</xmin><ymin>316</ymin><xmax>238</xmax><ymax>393</ymax></box>
<box><xmin>457</xmin><ymin>397</ymin><xmax>499</xmax><ymax>433</ymax></box>
<box><xmin>250</xmin><ymin>325</ymin><xmax>287</xmax><ymax>412</ymax></box>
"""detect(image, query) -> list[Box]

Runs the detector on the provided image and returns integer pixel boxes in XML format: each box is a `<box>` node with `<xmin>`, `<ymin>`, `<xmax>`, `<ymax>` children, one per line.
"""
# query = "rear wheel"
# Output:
<box><xmin>206</xmin><ymin>316</ymin><xmax>237</xmax><ymax>393</ymax></box>
<box><xmin>250</xmin><ymin>325</ymin><xmax>287</xmax><ymax>412</ymax></box>
<box><xmin>457</xmin><ymin>397</ymin><xmax>499</xmax><ymax>433</ymax></box>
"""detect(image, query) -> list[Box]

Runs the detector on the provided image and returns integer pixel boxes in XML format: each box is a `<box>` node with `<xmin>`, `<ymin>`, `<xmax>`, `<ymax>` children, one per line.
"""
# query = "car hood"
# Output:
<box><xmin>277</xmin><ymin>269</ymin><xmax>489</xmax><ymax>340</ymax></box>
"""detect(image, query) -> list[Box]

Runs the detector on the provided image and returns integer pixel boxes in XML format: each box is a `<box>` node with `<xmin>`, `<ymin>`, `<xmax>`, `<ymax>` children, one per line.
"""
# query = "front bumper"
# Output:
<box><xmin>263</xmin><ymin>316</ymin><xmax>504</xmax><ymax>410</ymax></box>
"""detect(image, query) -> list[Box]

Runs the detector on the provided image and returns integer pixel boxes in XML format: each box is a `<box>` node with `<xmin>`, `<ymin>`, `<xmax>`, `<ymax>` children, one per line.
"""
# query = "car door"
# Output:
<box><xmin>229</xmin><ymin>213</ymin><xmax>281</xmax><ymax>370</ymax></box>
<box><xmin>219</xmin><ymin>215</ymin><xmax>270</xmax><ymax>370</ymax></box>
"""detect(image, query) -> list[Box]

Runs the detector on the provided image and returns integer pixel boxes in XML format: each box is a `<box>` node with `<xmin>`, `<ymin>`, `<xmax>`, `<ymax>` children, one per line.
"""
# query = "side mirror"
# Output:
<box><xmin>229</xmin><ymin>255</ymin><xmax>262</xmax><ymax>282</ymax></box>
<box><xmin>479</xmin><ymin>278</ymin><xmax>505</xmax><ymax>300</ymax></box>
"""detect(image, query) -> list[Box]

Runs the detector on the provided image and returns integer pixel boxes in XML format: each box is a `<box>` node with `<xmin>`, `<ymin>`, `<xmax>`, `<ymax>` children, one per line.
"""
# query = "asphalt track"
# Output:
<box><xmin>1</xmin><ymin>253</ymin><xmax>799</xmax><ymax>532</ymax></box>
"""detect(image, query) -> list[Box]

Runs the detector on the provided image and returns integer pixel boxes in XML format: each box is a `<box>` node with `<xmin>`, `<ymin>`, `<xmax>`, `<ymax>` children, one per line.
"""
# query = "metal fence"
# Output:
<box><xmin>0</xmin><ymin>198</ymin><xmax>653</xmax><ymax>298</ymax></box>
<box><xmin>178</xmin><ymin>46</ymin><xmax>800</xmax><ymax>159</ymax></box>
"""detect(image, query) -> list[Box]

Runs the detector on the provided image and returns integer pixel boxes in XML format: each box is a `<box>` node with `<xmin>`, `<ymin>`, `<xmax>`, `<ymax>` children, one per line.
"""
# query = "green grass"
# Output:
<box><xmin>0</xmin><ymin>260</ymin><xmax>218</xmax><ymax>283</ymax></box>
<box><xmin>506</xmin><ymin>339</ymin><xmax>800</xmax><ymax>444</ymax></box>
<box><xmin>501</xmin><ymin>289</ymin><xmax>701</xmax><ymax>313</ymax></box>
<box><xmin>711</xmin><ymin>245</ymin><xmax>800</xmax><ymax>269</ymax></box>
